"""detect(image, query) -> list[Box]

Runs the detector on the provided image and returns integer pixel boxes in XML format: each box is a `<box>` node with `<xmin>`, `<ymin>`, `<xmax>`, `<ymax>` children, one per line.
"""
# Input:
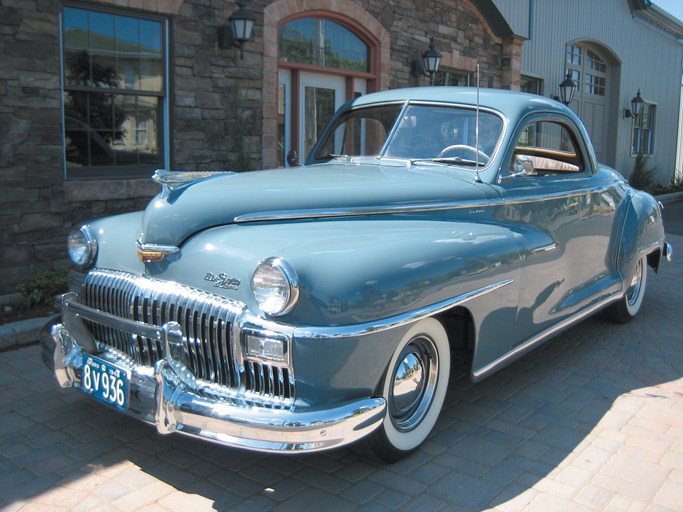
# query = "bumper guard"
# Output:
<box><xmin>45</xmin><ymin>295</ymin><xmax>386</xmax><ymax>453</ymax></box>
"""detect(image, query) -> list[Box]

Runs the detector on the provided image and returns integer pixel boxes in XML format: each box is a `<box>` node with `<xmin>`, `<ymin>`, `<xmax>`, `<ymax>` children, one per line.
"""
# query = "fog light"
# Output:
<box><xmin>244</xmin><ymin>334</ymin><xmax>287</xmax><ymax>364</ymax></box>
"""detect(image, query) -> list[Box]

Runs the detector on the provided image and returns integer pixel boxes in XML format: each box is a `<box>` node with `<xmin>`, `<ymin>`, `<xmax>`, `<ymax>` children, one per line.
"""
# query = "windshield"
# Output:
<box><xmin>311</xmin><ymin>103</ymin><xmax>504</xmax><ymax>168</ymax></box>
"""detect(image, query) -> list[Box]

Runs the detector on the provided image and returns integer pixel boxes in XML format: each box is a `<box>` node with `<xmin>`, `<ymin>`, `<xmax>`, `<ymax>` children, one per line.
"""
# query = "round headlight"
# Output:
<box><xmin>67</xmin><ymin>226</ymin><xmax>97</xmax><ymax>268</ymax></box>
<box><xmin>251</xmin><ymin>257</ymin><xmax>299</xmax><ymax>316</ymax></box>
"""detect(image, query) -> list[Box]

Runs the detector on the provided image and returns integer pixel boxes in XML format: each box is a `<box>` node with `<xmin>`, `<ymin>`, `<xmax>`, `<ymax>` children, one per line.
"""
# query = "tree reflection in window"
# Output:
<box><xmin>279</xmin><ymin>18</ymin><xmax>369</xmax><ymax>72</ymax></box>
<box><xmin>62</xmin><ymin>6</ymin><xmax>164</xmax><ymax>177</ymax></box>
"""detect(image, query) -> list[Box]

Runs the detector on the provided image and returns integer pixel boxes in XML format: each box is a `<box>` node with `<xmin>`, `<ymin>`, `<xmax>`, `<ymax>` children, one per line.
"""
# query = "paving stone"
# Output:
<box><xmin>338</xmin><ymin>479</ymin><xmax>384</xmax><ymax>504</ymax></box>
<box><xmin>272</xmin><ymin>487</ymin><xmax>355</xmax><ymax>512</ymax></box>
<box><xmin>372</xmin><ymin>488</ymin><xmax>410</xmax><ymax>509</ymax></box>
<box><xmin>293</xmin><ymin>467</ymin><xmax>351</xmax><ymax>494</ymax></box>
<box><xmin>653</xmin><ymin>480</ymin><xmax>683</xmax><ymax>510</ymax></box>
<box><xmin>574</xmin><ymin>483</ymin><xmax>614</xmax><ymax>509</ymax></box>
<box><xmin>604</xmin><ymin>494</ymin><xmax>648</xmax><ymax>512</ymax></box>
<box><xmin>401</xmin><ymin>492</ymin><xmax>447</xmax><ymax>511</ymax></box>
<box><xmin>524</xmin><ymin>491</ymin><xmax>594</xmax><ymax>512</ymax></box>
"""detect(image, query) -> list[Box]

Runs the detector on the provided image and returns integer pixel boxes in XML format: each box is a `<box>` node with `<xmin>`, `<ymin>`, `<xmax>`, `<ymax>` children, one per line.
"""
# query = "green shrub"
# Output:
<box><xmin>16</xmin><ymin>268</ymin><xmax>68</xmax><ymax>309</ymax></box>
<box><xmin>629</xmin><ymin>152</ymin><xmax>655</xmax><ymax>191</ymax></box>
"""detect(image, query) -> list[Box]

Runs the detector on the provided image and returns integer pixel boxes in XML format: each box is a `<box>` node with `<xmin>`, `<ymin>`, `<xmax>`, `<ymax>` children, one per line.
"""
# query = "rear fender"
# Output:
<box><xmin>617</xmin><ymin>191</ymin><xmax>665</xmax><ymax>280</ymax></box>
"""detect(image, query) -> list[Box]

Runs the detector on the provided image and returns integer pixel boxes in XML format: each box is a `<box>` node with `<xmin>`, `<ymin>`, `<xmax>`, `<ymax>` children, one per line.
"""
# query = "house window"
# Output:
<box><xmin>566</xmin><ymin>44</ymin><xmax>607</xmax><ymax>98</ymax></box>
<box><xmin>433</xmin><ymin>70</ymin><xmax>470</xmax><ymax>86</ymax></box>
<box><xmin>632</xmin><ymin>103</ymin><xmax>656</xmax><ymax>155</ymax></box>
<box><xmin>279</xmin><ymin>18</ymin><xmax>369</xmax><ymax>72</ymax></box>
<box><xmin>62</xmin><ymin>6</ymin><xmax>166</xmax><ymax>179</ymax></box>
<box><xmin>520</xmin><ymin>76</ymin><xmax>543</xmax><ymax>95</ymax></box>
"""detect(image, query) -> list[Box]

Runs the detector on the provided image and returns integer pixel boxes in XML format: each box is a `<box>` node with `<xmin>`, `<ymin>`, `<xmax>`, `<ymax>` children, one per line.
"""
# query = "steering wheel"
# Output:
<box><xmin>437</xmin><ymin>144</ymin><xmax>489</xmax><ymax>162</ymax></box>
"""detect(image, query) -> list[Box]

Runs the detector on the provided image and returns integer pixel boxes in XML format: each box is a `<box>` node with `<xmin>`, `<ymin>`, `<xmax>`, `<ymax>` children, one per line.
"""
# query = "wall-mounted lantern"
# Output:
<box><xmin>218</xmin><ymin>1</ymin><xmax>255</xmax><ymax>60</ymax></box>
<box><xmin>558</xmin><ymin>72</ymin><xmax>577</xmax><ymax>106</ymax></box>
<box><xmin>411</xmin><ymin>37</ymin><xmax>443</xmax><ymax>86</ymax></box>
<box><xmin>624</xmin><ymin>89</ymin><xmax>644</xmax><ymax>119</ymax></box>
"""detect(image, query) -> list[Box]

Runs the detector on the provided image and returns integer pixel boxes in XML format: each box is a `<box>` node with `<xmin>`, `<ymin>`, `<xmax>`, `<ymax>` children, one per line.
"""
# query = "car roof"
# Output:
<box><xmin>346</xmin><ymin>86</ymin><xmax>570</xmax><ymax>119</ymax></box>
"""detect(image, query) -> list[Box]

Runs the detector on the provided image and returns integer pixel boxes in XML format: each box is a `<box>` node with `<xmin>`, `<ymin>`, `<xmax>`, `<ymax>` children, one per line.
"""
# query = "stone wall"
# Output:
<box><xmin>0</xmin><ymin>0</ymin><xmax>518</xmax><ymax>296</ymax></box>
<box><xmin>0</xmin><ymin>0</ymin><xmax>161</xmax><ymax>295</ymax></box>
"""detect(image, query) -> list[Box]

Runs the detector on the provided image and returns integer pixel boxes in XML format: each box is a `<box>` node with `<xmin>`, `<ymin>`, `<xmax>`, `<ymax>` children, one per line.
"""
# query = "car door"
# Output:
<box><xmin>494</xmin><ymin>115</ymin><xmax>622</xmax><ymax>342</ymax></box>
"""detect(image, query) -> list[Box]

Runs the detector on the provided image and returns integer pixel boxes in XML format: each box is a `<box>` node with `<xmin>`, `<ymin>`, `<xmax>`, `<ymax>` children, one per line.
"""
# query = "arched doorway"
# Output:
<box><xmin>262</xmin><ymin>0</ymin><xmax>390</xmax><ymax>169</ymax></box>
<box><xmin>566</xmin><ymin>42</ymin><xmax>619</xmax><ymax>165</ymax></box>
<box><xmin>277</xmin><ymin>16</ymin><xmax>375</xmax><ymax>166</ymax></box>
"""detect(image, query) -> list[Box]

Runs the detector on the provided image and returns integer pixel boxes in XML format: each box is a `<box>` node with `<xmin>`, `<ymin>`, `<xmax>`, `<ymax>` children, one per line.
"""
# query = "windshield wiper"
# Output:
<box><xmin>319</xmin><ymin>153</ymin><xmax>351</xmax><ymax>161</ymax></box>
<box><xmin>410</xmin><ymin>157</ymin><xmax>486</xmax><ymax>167</ymax></box>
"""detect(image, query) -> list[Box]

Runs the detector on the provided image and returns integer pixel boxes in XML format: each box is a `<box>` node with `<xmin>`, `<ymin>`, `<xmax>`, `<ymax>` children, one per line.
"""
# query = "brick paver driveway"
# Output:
<box><xmin>1</xmin><ymin>234</ymin><xmax>682</xmax><ymax>512</ymax></box>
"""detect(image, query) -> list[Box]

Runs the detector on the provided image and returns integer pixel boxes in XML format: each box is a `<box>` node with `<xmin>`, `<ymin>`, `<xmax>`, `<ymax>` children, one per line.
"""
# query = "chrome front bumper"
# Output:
<box><xmin>44</xmin><ymin>304</ymin><xmax>386</xmax><ymax>454</ymax></box>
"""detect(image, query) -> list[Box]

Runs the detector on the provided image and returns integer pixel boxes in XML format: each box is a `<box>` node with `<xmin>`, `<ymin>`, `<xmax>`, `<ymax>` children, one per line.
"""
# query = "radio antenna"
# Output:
<box><xmin>474</xmin><ymin>63</ymin><xmax>482</xmax><ymax>183</ymax></box>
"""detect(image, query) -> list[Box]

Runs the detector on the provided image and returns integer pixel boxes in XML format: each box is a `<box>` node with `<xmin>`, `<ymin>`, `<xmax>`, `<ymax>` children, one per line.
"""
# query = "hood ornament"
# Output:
<box><xmin>152</xmin><ymin>169</ymin><xmax>235</xmax><ymax>197</ymax></box>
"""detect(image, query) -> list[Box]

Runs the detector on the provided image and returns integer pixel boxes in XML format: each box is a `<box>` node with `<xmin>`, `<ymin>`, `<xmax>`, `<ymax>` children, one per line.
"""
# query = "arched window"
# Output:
<box><xmin>277</xmin><ymin>16</ymin><xmax>378</xmax><ymax>167</ymax></box>
<box><xmin>279</xmin><ymin>18</ymin><xmax>369</xmax><ymax>72</ymax></box>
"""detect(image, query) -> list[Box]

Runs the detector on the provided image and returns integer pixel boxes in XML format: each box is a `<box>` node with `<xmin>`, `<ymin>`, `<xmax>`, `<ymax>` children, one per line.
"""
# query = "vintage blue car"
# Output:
<box><xmin>43</xmin><ymin>87</ymin><xmax>672</xmax><ymax>462</ymax></box>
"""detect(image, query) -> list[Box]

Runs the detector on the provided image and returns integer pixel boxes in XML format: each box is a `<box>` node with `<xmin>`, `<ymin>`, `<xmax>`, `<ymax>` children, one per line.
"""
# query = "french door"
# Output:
<box><xmin>278</xmin><ymin>69</ymin><xmax>365</xmax><ymax>166</ymax></box>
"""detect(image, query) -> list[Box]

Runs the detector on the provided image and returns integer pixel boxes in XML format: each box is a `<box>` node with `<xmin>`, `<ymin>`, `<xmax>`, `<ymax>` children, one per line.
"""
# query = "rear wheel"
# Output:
<box><xmin>607</xmin><ymin>254</ymin><xmax>648</xmax><ymax>323</ymax></box>
<box><xmin>358</xmin><ymin>317</ymin><xmax>450</xmax><ymax>463</ymax></box>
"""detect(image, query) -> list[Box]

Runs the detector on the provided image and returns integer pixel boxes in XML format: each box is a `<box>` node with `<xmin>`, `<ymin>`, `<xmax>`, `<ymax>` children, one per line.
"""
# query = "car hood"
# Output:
<box><xmin>139</xmin><ymin>161</ymin><xmax>492</xmax><ymax>247</ymax></box>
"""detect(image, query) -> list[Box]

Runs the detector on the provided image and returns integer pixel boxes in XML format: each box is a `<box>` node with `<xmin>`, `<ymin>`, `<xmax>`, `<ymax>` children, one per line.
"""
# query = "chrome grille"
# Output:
<box><xmin>81</xmin><ymin>269</ymin><xmax>294</xmax><ymax>400</ymax></box>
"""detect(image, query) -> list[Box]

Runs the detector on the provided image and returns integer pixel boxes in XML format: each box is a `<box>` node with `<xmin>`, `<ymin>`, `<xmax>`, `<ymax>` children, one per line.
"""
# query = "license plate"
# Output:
<box><xmin>81</xmin><ymin>355</ymin><xmax>130</xmax><ymax>411</ymax></box>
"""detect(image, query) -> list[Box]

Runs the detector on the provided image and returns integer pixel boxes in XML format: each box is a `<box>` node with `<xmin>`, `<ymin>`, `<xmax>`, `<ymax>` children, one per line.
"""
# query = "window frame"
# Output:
<box><xmin>631</xmin><ymin>102</ymin><xmax>656</xmax><ymax>156</ymax></box>
<box><xmin>433</xmin><ymin>69</ymin><xmax>471</xmax><ymax>87</ymax></box>
<box><xmin>60</xmin><ymin>3</ymin><xmax>169</xmax><ymax>180</ymax></box>
<box><xmin>520</xmin><ymin>75</ymin><xmax>544</xmax><ymax>96</ymax></box>
<box><xmin>502</xmin><ymin>115</ymin><xmax>591</xmax><ymax>180</ymax></box>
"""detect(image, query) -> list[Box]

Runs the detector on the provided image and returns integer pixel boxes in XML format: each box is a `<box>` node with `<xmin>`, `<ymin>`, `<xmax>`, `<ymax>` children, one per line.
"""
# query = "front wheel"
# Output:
<box><xmin>358</xmin><ymin>317</ymin><xmax>450</xmax><ymax>463</ymax></box>
<box><xmin>607</xmin><ymin>254</ymin><xmax>648</xmax><ymax>323</ymax></box>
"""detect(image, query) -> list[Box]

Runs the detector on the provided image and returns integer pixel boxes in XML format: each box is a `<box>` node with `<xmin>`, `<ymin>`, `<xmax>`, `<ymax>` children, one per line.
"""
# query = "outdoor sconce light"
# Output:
<box><xmin>558</xmin><ymin>72</ymin><xmax>577</xmax><ymax>106</ymax></box>
<box><xmin>411</xmin><ymin>37</ymin><xmax>442</xmax><ymax>86</ymax></box>
<box><xmin>624</xmin><ymin>89</ymin><xmax>644</xmax><ymax>119</ymax></box>
<box><xmin>218</xmin><ymin>0</ymin><xmax>255</xmax><ymax>60</ymax></box>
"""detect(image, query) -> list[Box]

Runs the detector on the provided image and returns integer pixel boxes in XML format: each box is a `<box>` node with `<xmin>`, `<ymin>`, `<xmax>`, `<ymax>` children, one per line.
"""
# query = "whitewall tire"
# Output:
<box><xmin>359</xmin><ymin>317</ymin><xmax>450</xmax><ymax>462</ymax></box>
<box><xmin>608</xmin><ymin>254</ymin><xmax>648</xmax><ymax>323</ymax></box>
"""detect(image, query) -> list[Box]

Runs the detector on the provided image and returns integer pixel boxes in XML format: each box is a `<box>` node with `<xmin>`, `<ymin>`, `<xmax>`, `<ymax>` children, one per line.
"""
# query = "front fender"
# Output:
<box><xmin>278</xmin><ymin>218</ymin><xmax>525</xmax><ymax>326</ymax></box>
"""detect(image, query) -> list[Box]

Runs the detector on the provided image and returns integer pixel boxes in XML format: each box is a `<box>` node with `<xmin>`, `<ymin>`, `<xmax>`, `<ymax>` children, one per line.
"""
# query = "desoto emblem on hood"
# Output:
<box><xmin>204</xmin><ymin>273</ymin><xmax>241</xmax><ymax>290</ymax></box>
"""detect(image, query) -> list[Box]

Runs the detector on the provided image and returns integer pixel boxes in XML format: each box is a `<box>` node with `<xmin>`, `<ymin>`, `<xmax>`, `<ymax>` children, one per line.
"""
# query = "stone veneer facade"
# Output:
<box><xmin>0</xmin><ymin>0</ymin><xmax>521</xmax><ymax>296</ymax></box>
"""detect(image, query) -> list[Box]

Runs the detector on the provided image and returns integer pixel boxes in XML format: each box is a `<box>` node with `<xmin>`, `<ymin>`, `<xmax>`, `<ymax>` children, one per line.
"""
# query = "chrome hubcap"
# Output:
<box><xmin>627</xmin><ymin>258</ymin><xmax>643</xmax><ymax>307</ymax></box>
<box><xmin>389</xmin><ymin>335</ymin><xmax>439</xmax><ymax>432</ymax></box>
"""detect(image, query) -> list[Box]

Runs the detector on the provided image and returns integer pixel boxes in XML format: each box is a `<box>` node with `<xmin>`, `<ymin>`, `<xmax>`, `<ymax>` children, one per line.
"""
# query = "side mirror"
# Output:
<box><xmin>508</xmin><ymin>154</ymin><xmax>534</xmax><ymax>178</ymax></box>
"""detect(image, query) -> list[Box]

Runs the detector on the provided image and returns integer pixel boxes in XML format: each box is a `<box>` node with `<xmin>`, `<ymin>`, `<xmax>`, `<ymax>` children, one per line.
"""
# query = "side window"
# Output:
<box><xmin>510</xmin><ymin>120</ymin><xmax>584</xmax><ymax>176</ymax></box>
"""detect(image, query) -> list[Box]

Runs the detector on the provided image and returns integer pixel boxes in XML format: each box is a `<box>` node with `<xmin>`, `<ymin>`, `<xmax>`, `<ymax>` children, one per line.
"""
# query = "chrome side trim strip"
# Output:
<box><xmin>234</xmin><ymin>185</ymin><xmax>616</xmax><ymax>224</ymax></box>
<box><xmin>471</xmin><ymin>291</ymin><xmax>621</xmax><ymax>382</ymax></box>
<box><xmin>234</xmin><ymin>200</ymin><xmax>504</xmax><ymax>223</ymax></box>
<box><xmin>293</xmin><ymin>279</ymin><xmax>514</xmax><ymax>340</ymax></box>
